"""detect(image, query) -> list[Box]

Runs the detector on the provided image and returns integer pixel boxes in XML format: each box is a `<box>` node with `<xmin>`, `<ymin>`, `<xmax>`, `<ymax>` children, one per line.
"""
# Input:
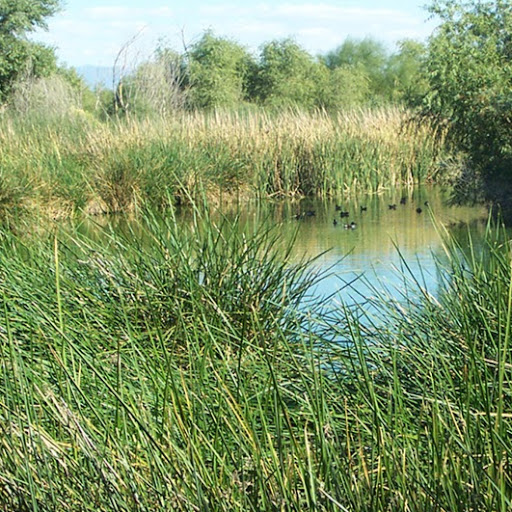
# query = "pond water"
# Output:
<box><xmin>207</xmin><ymin>186</ymin><xmax>489</xmax><ymax>308</ymax></box>
<box><xmin>79</xmin><ymin>186</ymin><xmax>489</xmax><ymax>309</ymax></box>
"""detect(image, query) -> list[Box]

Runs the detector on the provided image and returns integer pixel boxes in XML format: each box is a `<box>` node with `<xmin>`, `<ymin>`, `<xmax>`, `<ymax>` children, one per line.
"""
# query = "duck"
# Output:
<box><xmin>333</xmin><ymin>218</ymin><xmax>338</xmax><ymax>226</ymax></box>
<box><xmin>335</xmin><ymin>205</ymin><xmax>342</xmax><ymax>211</ymax></box>
<box><xmin>344</xmin><ymin>221</ymin><xmax>357</xmax><ymax>229</ymax></box>
<box><xmin>360</xmin><ymin>206</ymin><xmax>367</xmax><ymax>212</ymax></box>
<box><xmin>400</xmin><ymin>197</ymin><xmax>407</xmax><ymax>205</ymax></box>
<box><xmin>340</xmin><ymin>211</ymin><xmax>350</xmax><ymax>218</ymax></box>
<box><xmin>388</xmin><ymin>204</ymin><xmax>397</xmax><ymax>210</ymax></box>
<box><xmin>416</xmin><ymin>207</ymin><xmax>422</xmax><ymax>214</ymax></box>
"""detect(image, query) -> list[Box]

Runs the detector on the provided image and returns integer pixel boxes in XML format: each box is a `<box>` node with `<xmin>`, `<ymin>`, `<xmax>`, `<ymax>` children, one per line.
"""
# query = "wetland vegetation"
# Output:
<box><xmin>1</xmin><ymin>208</ymin><xmax>511</xmax><ymax>511</ymax></box>
<box><xmin>0</xmin><ymin>0</ymin><xmax>511</xmax><ymax>510</ymax></box>
<box><xmin>0</xmin><ymin>108</ymin><xmax>444</xmax><ymax>218</ymax></box>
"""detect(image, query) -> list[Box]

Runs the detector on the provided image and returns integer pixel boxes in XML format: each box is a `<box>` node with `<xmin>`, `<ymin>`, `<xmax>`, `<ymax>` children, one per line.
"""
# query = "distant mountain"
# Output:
<box><xmin>76</xmin><ymin>66</ymin><xmax>113</xmax><ymax>89</ymax></box>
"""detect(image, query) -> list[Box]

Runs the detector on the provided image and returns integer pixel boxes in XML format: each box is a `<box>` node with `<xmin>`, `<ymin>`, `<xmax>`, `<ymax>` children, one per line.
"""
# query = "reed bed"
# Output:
<box><xmin>0</xmin><ymin>207</ymin><xmax>510</xmax><ymax>511</ymax></box>
<box><xmin>0</xmin><ymin>107</ymin><xmax>445</xmax><ymax>218</ymax></box>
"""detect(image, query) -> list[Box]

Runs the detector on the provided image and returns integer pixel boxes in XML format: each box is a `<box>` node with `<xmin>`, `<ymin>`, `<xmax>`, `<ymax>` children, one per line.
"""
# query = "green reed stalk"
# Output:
<box><xmin>0</xmin><ymin>208</ymin><xmax>509</xmax><ymax>510</ymax></box>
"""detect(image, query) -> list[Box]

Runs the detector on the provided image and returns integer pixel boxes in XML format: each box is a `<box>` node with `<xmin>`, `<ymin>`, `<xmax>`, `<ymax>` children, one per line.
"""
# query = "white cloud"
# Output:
<box><xmin>34</xmin><ymin>1</ymin><xmax>436</xmax><ymax>66</ymax></box>
<box><xmin>85</xmin><ymin>6</ymin><xmax>174</xmax><ymax>20</ymax></box>
<box><xmin>195</xmin><ymin>2</ymin><xmax>432</xmax><ymax>51</ymax></box>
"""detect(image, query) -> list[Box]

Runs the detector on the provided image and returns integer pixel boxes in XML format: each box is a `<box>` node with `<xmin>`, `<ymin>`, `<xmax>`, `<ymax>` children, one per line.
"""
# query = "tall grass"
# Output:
<box><xmin>0</xmin><ymin>207</ymin><xmax>510</xmax><ymax>510</ymax></box>
<box><xmin>0</xmin><ymin>107</ymin><xmax>445</xmax><ymax>218</ymax></box>
<box><xmin>322</xmin><ymin>220</ymin><xmax>512</xmax><ymax>511</ymax></box>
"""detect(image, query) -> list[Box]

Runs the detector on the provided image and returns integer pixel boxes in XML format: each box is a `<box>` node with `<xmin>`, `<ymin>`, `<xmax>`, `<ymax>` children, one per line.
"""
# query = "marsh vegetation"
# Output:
<box><xmin>1</xmin><ymin>1</ymin><xmax>512</xmax><ymax>510</ymax></box>
<box><xmin>0</xmin><ymin>208</ymin><xmax>511</xmax><ymax>510</ymax></box>
<box><xmin>0</xmin><ymin>108</ymin><xmax>445</xmax><ymax>218</ymax></box>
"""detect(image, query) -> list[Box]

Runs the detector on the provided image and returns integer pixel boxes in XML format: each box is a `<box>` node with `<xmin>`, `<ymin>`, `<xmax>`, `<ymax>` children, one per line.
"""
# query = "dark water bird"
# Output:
<box><xmin>388</xmin><ymin>204</ymin><xmax>397</xmax><ymax>210</ymax></box>
<box><xmin>416</xmin><ymin>207</ymin><xmax>423</xmax><ymax>214</ymax></box>
<box><xmin>333</xmin><ymin>218</ymin><xmax>338</xmax><ymax>226</ymax></box>
<box><xmin>335</xmin><ymin>205</ymin><xmax>342</xmax><ymax>211</ymax></box>
<box><xmin>360</xmin><ymin>205</ymin><xmax>367</xmax><ymax>212</ymax></box>
<box><xmin>340</xmin><ymin>211</ymin><xmax>350</xmax><ymax>218</ymax></box>
<box><xmin>424</xmin><ymin>201</ymin><xmax>430</xmax><ymax>206</ymax></box>
<box><xmin>400</xmin><ymin>197</ymin><xmax>407</xmax><ymax>205</ymax></box>
<box><xmin>295</xmin><ymin>210</ymin><xmax>316</xmax><ymax>219</ymax></box>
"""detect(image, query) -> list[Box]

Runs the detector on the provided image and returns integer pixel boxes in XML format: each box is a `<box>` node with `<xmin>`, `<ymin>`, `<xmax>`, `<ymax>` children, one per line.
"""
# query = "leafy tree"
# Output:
<box><xmin>0</xmin><ymin>0</ymin><xmax>60</xmax><ymax>102</ymax></box>
<box><xmin>315</xmin><ymin>65</ymin><xmax>370</xmax><ymax>110</ymax></box>
<box><xmin>187</xmin><ymin>31</ymin><xmax>253</xmax><ymax>109</ymax></box>
<box><xmin>423</xmin><ymin>0</ymin><xmax>512</xmax><ymax>176</ymax></box>
<box><xmin>250</xmin><ymin>39</ymin><xmax>323</xmax><ymax>108</ymax></box>
<box><xmin>383</xmin><ymin>40</ymin><xmax>427</xmax><ymax>104</ymax></box>
<box><xmin>323</xmin><ymin>37</ymin><xmax>389</xmax><ymax>100</ymax></box>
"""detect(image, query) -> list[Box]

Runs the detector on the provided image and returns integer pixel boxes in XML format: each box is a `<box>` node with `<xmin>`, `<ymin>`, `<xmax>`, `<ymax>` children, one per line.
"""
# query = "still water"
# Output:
<box><xmin>209</xmin><ymin>186</ymin><xmax>488</xmax><ymax>307</ymax></box>
<box><xmin>80</xmin><ymin>186</ymin><xmax>489</xmax><ymax>307</ymax></box>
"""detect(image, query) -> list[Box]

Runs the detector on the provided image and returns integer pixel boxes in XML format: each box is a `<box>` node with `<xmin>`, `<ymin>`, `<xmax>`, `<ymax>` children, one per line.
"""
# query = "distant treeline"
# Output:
<box><xmin>1</xmin><ymin>29</ymin><xmax>427</xmax><ymax>118</ymax></box>
<box><xmin>108</xmin><ymin>34</ymin><xmax>426</xmax><ymax>116</ymax></box>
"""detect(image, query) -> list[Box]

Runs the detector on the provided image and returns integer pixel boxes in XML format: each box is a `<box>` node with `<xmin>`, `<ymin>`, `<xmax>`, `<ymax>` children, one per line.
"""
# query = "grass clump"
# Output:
<box><xmin>321</xmin><ymin>220</ymin><xmax>512</xmax><ymax>510</ymax></box>
<box><xmin>0</xmin><ymin>209</ymin><xmax>330</xmax><ymax>510</ymax></box>
<box><xmin>0</xmin><ymin>208</ymin><xmax>510</xmax><ymax>510</ymax></box>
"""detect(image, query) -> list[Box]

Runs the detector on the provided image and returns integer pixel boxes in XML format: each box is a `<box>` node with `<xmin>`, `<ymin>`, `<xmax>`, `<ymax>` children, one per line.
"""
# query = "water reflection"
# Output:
<box><xmin>217</xmin><ymin>186</ymin><xmax>489</xmax><ymax>305</ymax></box>
<box><xmin>76</xmin><ymin>186</ymin><xmax>489</xmax><ymax>306</ymax></box>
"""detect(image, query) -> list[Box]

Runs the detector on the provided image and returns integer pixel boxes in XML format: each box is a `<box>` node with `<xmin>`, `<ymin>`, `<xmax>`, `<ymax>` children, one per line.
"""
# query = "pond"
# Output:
<box><xmin>206</xmin><ymin>186</ymin><xmax>488</xmax><ymax>308</ymax></box>
<box><xmin>78</xmin><ymin>186</ymin><xmax>489</xmax><ymax>309</ymax></box>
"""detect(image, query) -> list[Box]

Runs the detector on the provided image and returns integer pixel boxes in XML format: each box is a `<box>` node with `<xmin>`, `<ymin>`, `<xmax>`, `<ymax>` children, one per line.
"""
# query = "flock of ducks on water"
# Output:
<box><xmin>294</xmin><ymin>197</ymin><xmax>430</xmax><ymax>229</ymax></box>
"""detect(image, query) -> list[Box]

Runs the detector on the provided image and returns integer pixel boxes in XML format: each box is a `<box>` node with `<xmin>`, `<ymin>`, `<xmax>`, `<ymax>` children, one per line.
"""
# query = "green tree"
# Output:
<box><xmin>423</xmin><ymin>0</ymin><xmax>512</xmax><ymax>176</ymax></box>
<box><xmin>385</xmin><ymin>40</ymin><xmax>427</xmax><ymax>104</ymax></box>
<box><xmin>251</xmin><ymin>38</ymin><xmax>323</xmax><ymax>108</ymax></box>
<box><xmin>187</xmin><ymin>31</ymin><xmax>253</xmax><ymax>109</ymax></box>
<box><xmin>315</xmin><ymin>65</ymin><xmax>370</xmax><ymax>110</ymax></box>
<box><xmin>0</xmin><ymin>0</ymin><xmax>60</xmax><ymax>102</ymax></box>
<box><xmin>323</xmin><ymin>37</ymin><xmax>389</xmax><ymax>101</ymax></box>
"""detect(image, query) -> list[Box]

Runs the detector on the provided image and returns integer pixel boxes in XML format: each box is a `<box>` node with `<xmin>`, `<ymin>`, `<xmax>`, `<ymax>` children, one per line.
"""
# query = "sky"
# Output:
<box><xmin>35</xmin><ymin>1</ymin><xmax>438</xmax><ymax>68</ymax></box>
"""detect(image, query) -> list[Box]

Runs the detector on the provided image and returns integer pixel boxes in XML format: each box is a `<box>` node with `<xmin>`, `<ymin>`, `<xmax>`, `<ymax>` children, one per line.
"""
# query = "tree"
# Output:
<box><xmin>0</xmin><ymin>0</ymin><xmax>60</xmax><ymax>102</ymax></box>
<box><xmin>186</xmin><ymin>31</ymin><xmax>253</xmax><ymax>109</ymax></box>
<box><xmin>251</xmin><ymin>39</ymin><xmax>323</xmax><ymax>108</ymax></box>
<box><xmin>315</xmin><ymin>65</ymin><xmax>370</xmax><ymax>110</ymax></box>
<box><xmin>423</xmin><ymin>1</ymin><xmax>512</xmax><ymax>177</ymax></box>
<box><xmin>385</xmin><ymin>40</ymin><xmax>427</xmax><ymax>104</ymax></box>
<box><xmin>323</xmin><ymin>38</ymin><xmax>389</xmax><ymax>101</ymax></box>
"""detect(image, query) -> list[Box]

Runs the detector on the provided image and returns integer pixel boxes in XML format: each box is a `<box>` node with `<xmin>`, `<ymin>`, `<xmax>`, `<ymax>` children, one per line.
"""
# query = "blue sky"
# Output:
<box><xmin>36</xmin><ymin>1</ymin><xmax>437</xmax><ymax>67</ymax></box>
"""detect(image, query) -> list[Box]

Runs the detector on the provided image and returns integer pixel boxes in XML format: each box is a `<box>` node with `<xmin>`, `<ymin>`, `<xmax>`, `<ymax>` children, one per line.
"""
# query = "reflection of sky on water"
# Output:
<box><xmin>309</xmin><ymin>249</ymin><xmax>441</xmax><ymax>309</ymax></box>
<box><xmin>267</xmin><ymin>187</ymin><xmax>489</xmax><ymax>309</ymax></box>
<box><xmin>77</xmin><ymin>186</ymin><xmax>490</xmax><ymax>310</ymax></box>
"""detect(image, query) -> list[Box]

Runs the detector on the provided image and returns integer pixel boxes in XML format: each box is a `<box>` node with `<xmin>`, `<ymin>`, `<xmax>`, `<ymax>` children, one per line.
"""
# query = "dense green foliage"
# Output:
<box><xmin>0</xmin><ymin>210</ymin><xmax>510</xmax><ymax>510</ymax></box>
<box><xmin>423</xmin><ymin>1</ymin><xmax>512</xmax><ymax>179</ymax></box>
<box><xmin>186</xmin><ymin>31</ymin><xmax>252</xmax><ymax>109</ymax></box>
<box><xmin>250</xmin><ymin>38</ymin><xmax>323</xmax><ymax>108</ymax></box>
<box><xmin>323</xmin><ymin>37</ymin><xmax>388</xmax><ymax>100</ymax></box>
<box><xmin>110</xmin><ymin>33</ymin><xmax>426</xmax><ymax>115</ymax></box>
<box><xmin>0</xmin><ymin>0</ymin><xmax>59</xmax><ymax>101</ymax></box>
